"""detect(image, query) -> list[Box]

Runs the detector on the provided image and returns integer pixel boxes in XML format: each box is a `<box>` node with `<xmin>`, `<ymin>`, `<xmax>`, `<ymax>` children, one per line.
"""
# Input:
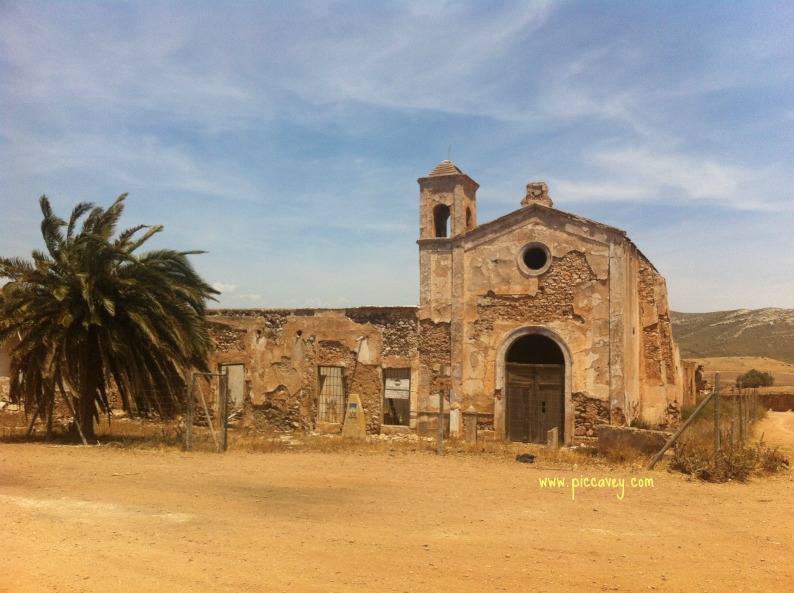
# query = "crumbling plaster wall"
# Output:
<box><xmin>457</xmin><ymin>215</ymin><xmax>616</xmax><ymax>425</ymax></box>
<box><xmin>207</xmin><ymin>307</ymin><xmax>418</xmax><ymax>434</ymax></box>
<box><xmin>636</xmin><ymin>257</ymin><xmax>685</xmax><ymax>426</ymax></box>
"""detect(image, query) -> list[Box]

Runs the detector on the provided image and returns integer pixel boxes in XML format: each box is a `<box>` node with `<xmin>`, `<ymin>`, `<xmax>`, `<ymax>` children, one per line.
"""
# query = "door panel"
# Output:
<box><xmin>506</xmin><ymin>364</ymin><xmax>564</xmax><ymax>443</ymax></box>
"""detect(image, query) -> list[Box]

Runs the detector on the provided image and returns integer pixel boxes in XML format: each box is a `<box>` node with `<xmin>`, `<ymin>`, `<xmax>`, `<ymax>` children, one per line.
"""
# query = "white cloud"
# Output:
<box><xmin>233</xmin><ymin>294</ymin><xmax>263</xmax><ymax>302</ymax></box>
<box><xmin>550</xmin><ymin>146</ymin><xmax>793</xmax><ymax>213</ymax></box>
<box><xmin>212</xmin><ymin>282</ymin><xmax>237</xmax><ymax>294</ymax></box>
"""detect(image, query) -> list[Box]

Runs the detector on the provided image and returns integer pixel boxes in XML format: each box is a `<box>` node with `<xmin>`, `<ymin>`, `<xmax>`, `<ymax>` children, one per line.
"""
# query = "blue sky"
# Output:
<box><xmin>1</xmin><ymin>1</ymin><xmax>792</xmax><ymax>312</ymax></box>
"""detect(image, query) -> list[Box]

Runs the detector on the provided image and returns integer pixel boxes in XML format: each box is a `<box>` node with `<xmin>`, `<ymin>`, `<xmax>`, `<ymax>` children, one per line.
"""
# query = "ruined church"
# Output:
<box><xmin>207</xmin><ymin>161</ymin><xmax>694</xmax><ymax>443</ymax></box>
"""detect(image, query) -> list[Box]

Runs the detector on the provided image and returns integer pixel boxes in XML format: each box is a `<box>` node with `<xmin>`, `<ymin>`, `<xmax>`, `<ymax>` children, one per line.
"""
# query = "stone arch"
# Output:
<box><xmin>433</xmin><ymin>204</ymin><xmax>451</xmax><ymax>238</ymax></box>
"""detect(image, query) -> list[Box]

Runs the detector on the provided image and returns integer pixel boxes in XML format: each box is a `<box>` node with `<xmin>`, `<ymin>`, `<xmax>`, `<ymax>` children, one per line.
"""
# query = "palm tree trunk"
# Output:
<box><xmin>77</xmin><ymin>333</ymin><xmax>101</xmax><ymax>441</ymax></box>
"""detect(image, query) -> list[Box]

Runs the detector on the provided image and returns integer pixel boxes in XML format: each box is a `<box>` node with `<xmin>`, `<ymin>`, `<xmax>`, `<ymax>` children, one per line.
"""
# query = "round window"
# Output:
<box><xmin>518</xmin><ymin>242</ymin><xmax>552</xmax><ymax>276</ymax></box>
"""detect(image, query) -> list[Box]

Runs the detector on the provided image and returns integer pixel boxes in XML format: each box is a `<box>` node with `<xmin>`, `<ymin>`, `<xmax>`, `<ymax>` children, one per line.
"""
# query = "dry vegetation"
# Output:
<box><xmin>1</xmin><ymin>412</ymin><xmax>792</xmax><ymax>593</ymax></box>
<box><xmin>691</xmin><ymin>356</ymin><xmax>794</xmax><ymax>394</ymax></box>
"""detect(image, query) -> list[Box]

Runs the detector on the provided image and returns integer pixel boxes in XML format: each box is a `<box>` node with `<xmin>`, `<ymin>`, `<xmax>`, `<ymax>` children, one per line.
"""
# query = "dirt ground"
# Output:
<box><xmin>1</xmin><ymin>414</ymin><xmax>792</xmax><ymax>593</ymax></box>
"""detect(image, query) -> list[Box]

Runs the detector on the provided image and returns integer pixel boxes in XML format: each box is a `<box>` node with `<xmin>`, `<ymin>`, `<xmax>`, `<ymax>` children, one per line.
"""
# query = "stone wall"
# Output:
<box><xmin>597</xmin><ymin>424</ymin><xmax>671</xmax><ymax>456</ymax></box>
<box><xmin>472</xmin><ymin>251</ymin><xmax>595</xmax><ymax>337</ymax></box>
<box><xmin>207</xmin><ymin>307</ymin><xmax>418</xmax><ymax>435</ymax></box>
<box><xmin>573</xmin><ymin>392</ymin><xmax>611</xmax><ymax>438</ymax></box>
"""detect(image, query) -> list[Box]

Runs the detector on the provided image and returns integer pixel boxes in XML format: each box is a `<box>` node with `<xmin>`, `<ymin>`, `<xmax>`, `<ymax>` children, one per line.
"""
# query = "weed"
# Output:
<box><xmin>670</xmin><ymin>422</ymin><xmax>789</xmax><ymax>482</ymax></box>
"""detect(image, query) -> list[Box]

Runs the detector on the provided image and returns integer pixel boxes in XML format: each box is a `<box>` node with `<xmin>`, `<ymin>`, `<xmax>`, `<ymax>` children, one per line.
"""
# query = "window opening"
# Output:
<box><xmin>523</xmin><ymin>247</ymin><xmax>547</xmax><ymax>270</ymax></box>
<box><xmin>518</xmin><ymin>242</ymin><xmax>552</xmax><ymax>275</ymax></box>
<box><xmin>433</xmin><ymin>204</ymin><xmax>451</xmax><ymax>238</ymax></box>
<box><xmin>383</xmin><ymin>368</ymin><xmax>411</xmax><ymax>426</ymax></box>
<box><xmin>219</xmin><ymin>363</ymin><xmax>245</xmax><ymax>413</ymax></box>
<box><xmin>317</xmin><ymin>366</ymin><xmax>345</xmax><ymax>422</ymax></box>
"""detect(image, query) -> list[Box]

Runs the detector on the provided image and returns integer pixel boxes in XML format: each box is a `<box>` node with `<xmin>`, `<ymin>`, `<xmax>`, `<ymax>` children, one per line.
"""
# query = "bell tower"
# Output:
<box><xmin>418</xmin><ymin>160</ymin><xmax>478</xmax><ymax>240</ymax></box>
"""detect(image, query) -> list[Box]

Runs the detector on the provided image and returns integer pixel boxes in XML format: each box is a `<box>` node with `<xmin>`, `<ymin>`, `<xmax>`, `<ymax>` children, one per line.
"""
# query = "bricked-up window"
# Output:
<box><xmin>317</xmin><ymin>366</ymin><xmax>345</xmax><ymax>423</ymax></box>
<box><xmin>383</xmin><ymin>368</ymin><xmax>411</xmax><ymax>426</ymax></box>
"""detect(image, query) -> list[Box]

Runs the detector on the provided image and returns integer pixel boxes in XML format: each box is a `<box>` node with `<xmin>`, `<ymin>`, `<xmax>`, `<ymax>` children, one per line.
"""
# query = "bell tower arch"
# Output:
<box><xmin>418</xmin><ymin>160</ymin><xmax>478</xmax><ymax>240</ymax></box>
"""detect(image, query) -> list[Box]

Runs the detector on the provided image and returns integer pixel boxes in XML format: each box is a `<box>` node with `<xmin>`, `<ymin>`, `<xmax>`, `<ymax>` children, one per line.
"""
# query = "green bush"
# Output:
<box><xmin>735</xmin><ymin>369</ymin><xmax>774</xmax><ymax>388</ymax></box>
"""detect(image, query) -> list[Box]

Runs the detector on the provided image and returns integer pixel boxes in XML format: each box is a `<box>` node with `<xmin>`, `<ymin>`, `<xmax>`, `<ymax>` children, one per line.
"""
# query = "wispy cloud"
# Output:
<box><xmin>2</xmin><ymin>1</ymin><xmax>792</xmax><ymax>312</ymax></box>
<box><xmin>212</xmin><ymin>282</ymin><xmax>237</xmax><ymax>294</ymax></box>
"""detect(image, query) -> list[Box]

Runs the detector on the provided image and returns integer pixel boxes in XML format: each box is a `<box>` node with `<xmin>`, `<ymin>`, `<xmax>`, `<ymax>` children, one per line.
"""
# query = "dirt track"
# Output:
<box><xmin>2</xmin><ymin>414</ymin><xmax>792</xmax><ymax>593</ymax></box>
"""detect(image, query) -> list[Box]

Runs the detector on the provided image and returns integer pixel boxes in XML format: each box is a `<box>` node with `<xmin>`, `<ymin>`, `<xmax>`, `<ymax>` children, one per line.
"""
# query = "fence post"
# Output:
<box><xmin>185</xmin><ymin>380</ymin><xmax>193</xmax><ymax>452</ymax></box>
<box><xmin>219</xmin><ymin>371</ymin><xmax>229</xmax><ymax>453</ymax></box>
<box><xmin>437</xmin><ymin>364</ymin><xmax>447</xmax><ymax>455</ymax></box>
<box><xmin>731</xmin><ymin>385</ymin><xmax>736</xmax><ymax>445</ymax></box>
<box><xmin>647</xmin><ymin>388</ymin><xmax>716</xmax><ymax>470</ymax></box>
<box><xmin>739</xmin><ymin>387</ymin><xmax>746</xmax><ymax>442</ymax></box>
<box><xmin>713</xmin><ymin>373</ymin><xmax>721</xmax><ymax>454</ymax></box>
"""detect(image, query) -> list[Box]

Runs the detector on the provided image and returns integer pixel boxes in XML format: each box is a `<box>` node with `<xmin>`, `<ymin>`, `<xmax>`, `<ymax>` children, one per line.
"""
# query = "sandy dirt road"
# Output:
<box><xmin>1</xmin><ymin>414</ymin><xmax>792</xmax><ymax>593</ymax></box>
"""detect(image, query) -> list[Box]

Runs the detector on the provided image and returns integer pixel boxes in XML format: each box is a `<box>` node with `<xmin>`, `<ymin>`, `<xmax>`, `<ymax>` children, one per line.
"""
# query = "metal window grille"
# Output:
<box><xmin>318</xmin><ymin>366</ymin><xmax>345</xmax><ymax>422</ymax></box>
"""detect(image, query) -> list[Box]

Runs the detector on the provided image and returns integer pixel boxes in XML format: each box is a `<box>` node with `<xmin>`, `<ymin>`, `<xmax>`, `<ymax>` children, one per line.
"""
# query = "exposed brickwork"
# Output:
<box><xmin>346</xmin><ymin>307</ymin><xmax>418</xmax><ymax>358</ymax></box>
<box><xmin>573</xmin><ymin>392</ymin><xmax>610</xmax><ymax>437</ymax></box>
<box><xmin>418</xmin><ymin>319</ymin><xmax>451</xmax><ymax>389</ymax></box>
<box><xmin>244</xmin><ymin>384</ymin><xmax>306</xmax><ymax>432</ymax></box>
<box><xmin>209</xmin><ymin>322</ymin><xmax>247</xmax><ymax>352</ymax></box>
<box><xmin>638</xmin><ymin>260</ymin><xmax>664</xmax><ymax>381</ymax></box>
<box><xmin>658</xmin><ymin>400</ymin><xmax>680</xmax><ymax>431</ymax></box>
<box><xmin>473</xmin><ymin>251</ymin><xmax>596</xmax><ymax>337</ymax></box>
<box><xmin>315</xmin><ymin>340</ymin><xmax>382</xmax><ymax>434</ymax></box>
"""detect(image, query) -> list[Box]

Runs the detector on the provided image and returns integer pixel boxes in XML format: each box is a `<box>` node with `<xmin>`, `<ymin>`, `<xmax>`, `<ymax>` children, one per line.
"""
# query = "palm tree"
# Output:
<box><xmin>0</xmin><ymin>194</ymin><xmax>218</xmax><ymax>441</ymax></box>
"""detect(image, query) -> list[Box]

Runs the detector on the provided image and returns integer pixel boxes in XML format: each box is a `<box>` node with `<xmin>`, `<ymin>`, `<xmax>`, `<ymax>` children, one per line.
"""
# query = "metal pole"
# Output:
<box><xmin>713</xmin><ymin>373</ymin><xmax>721</xmax><ymax>454</ymax></box>
<box><xmin>194</xmin><ymin>374</ymin><xmax>220</xmax><ymax>452</ymax></box>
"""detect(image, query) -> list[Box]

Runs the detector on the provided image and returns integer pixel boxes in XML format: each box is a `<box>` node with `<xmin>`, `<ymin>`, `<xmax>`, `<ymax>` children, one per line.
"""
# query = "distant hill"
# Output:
<box><xmin>671</xmin><ymin>308</ymin><xmax>794</xmax><ymax>364</ymax></box>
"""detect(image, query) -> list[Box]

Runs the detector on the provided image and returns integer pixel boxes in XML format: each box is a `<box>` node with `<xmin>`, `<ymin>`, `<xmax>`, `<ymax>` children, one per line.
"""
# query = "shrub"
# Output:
<box><xmin>735</xmin><ymin>369</ymin><xmax>774</xmax><ymax>388</ymax></box>
<box><xmin>670</xmin><ymin>423</ymin><xmax>789</xmax><ymax>482</ymax></box>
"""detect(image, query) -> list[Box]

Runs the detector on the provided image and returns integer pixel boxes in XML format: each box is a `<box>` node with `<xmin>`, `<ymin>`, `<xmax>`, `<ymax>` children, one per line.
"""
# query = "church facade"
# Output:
<box><xmin>205</xmin><ymin>161</ymin><xmax>694</xmax><ymax>443</ymax></box>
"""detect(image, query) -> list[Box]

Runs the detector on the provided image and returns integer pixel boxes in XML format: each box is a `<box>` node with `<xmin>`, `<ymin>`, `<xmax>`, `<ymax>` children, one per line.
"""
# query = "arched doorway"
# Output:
<box><xmin>505</xmin><ymin>334</ymin><xmax>565</xmax><ymax>443</ymax></box>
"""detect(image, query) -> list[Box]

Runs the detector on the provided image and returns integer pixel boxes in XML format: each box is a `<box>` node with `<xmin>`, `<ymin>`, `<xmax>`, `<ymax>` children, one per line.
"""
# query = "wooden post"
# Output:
<box><xmin>738</xmin><ymin>392</ymin><xmax>745</xmax><ymax>442</ymax></box>
<box><xmin>713</xmin><ymin>373</ymin><xmax>721</xmax><ymax>454</ymax></box>
<box><xmin>184</xmin><ymin>380</ymin><xmax>193</xmax><ymax>452</ymax></box>
<box><xmin>751</xmin><ymin>390</ymin><xmax>755</xmax><ymax>426</ymax></box>
<box><xmin>219</xmin><ymin>371</ymin><xmax>229</xmax><ymax>453</ymax></box>
<box><xmin>437</xmin><ymin>364</ymin><xmax>446</xmax><ymax>455</ymax></box>
<box><xmin>647</xmin><ymin>389</ymin><xmax>716</xmax><ymax>470</ymax></box>
<box><xmin>731</xmin><ymin>386</ymin><xmax>736</xmax><ymax>445</ymax></box>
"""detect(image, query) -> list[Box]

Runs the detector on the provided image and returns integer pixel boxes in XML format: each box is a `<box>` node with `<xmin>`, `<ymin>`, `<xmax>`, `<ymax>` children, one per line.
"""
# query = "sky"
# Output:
<box><xmin>1</xmin><ymin>1</ymin><xmax>792</xmax><ymax>313</ymax></box>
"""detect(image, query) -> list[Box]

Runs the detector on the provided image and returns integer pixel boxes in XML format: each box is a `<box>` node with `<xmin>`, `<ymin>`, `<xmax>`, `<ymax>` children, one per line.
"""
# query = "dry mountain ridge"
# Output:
<box><xmin>671</xmin><ymin>308</ymin><xmax>794</xmax><ymax>364</ymax></box>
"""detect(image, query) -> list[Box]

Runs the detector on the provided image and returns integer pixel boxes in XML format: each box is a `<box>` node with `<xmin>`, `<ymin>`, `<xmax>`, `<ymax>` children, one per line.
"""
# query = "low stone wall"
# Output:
<box><xmin>596</xmin><ymin>424</ymin><xmax>671</xmax><ymax>456</ymax></box>
<box><xmin>760</xmin><ymin>393</ymin><xmax>794</xmax><ymax>412</ymax></box>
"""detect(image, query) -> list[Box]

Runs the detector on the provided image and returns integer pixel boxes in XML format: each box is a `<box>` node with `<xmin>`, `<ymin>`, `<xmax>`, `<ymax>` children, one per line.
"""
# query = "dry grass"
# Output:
<box><xmin>1</xmin><ymin>411</ymin><xmax>646</xmax><ymax>470</ymax></box>
<box><xmin>3</xmin><ymin>410</ymin><xmax>786</xmax><ymax>479</ymax></box>
<box><xmin>692</xmin><ymin>356</ymin><xmax>794</xmax><ymax>393</ymax></box>
<box><xmin>670</xmin><ymin>421</ymin><xmax>789</xmax><ymax>482</ymax></box>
